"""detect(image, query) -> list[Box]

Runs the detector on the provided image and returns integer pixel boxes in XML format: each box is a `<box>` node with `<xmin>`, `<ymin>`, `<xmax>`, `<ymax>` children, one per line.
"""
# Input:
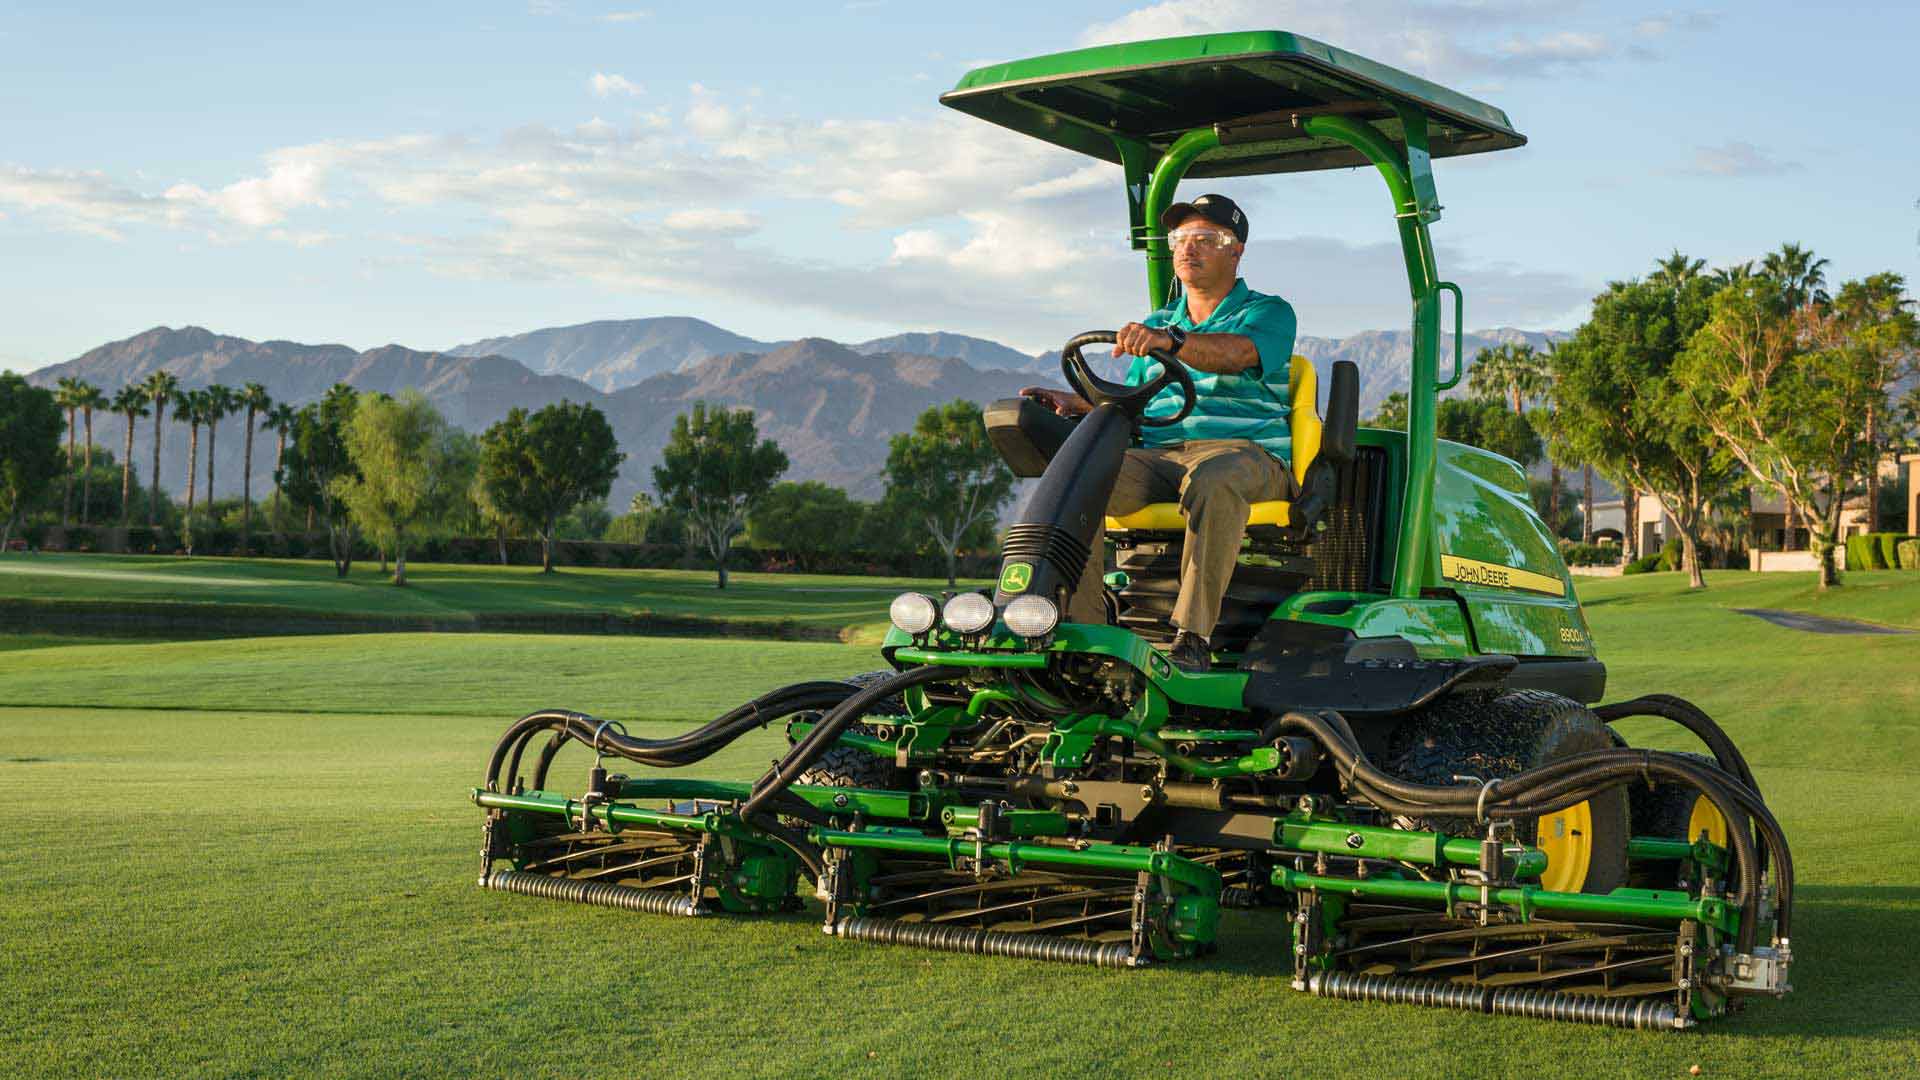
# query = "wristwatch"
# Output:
<box><xmin>1163</xmin><ymin>325</ymin><xmax>1187</xmax><ymax>355</ymax></box>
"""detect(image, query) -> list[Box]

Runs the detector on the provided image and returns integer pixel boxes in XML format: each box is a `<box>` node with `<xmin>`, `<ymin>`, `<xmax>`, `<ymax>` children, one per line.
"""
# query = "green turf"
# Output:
<box><xmin>2</xmin><ymin>574</ymin><xmax>1918</xmax><ymax>1077</ymax></box>
<box><xmin>0</xmin><ymin>551</ymin><xmax>980</xmax><ymax>638</ymax></box>
<box><xmin>1576</xmin><ymin>567</ymin><xmax>1920</xmax><ymax>630</ymax></box>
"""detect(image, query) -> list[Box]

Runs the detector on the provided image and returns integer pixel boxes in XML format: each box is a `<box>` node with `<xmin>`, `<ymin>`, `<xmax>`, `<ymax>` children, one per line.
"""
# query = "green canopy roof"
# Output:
<box><xmin>941</xmin><ymin>31</ymin><xmax>1524</xmax><ymax>176</ymax></box>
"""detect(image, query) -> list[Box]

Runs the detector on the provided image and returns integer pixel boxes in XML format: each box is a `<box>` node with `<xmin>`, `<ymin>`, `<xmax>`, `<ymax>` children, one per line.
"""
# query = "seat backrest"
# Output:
<box><xmin>1288</xmin><ymin>354</ymin><xmax>1321</xmax><ymax>489</ymax></box>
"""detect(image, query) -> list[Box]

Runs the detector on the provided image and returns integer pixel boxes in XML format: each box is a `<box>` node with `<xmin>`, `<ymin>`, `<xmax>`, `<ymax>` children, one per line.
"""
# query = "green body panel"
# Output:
<box><xmin>941</xmin><ymin>31</ymin><xmax>1524</xmax><ymax>180</ymax></box>
<box><xmin>1431</xmin><ymin>439</ymin><xmax>1594</xmax><ymax>657</ymax></box>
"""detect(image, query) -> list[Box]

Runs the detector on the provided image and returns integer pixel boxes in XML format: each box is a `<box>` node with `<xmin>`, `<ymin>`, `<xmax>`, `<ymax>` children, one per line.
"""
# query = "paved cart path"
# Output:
<box><xmin>1734</xmin><ymin>608</ymin><xmax>1914</xmax><ymax>635</ymax></box>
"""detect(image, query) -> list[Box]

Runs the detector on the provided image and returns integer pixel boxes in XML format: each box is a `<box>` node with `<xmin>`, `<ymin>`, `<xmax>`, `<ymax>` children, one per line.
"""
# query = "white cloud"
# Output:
<box><xmin>0</xmin><ymin>73</ymin><xmax>1596</xmax><ymax>347</ymax></box>
<box><xmin>684</xmin><ymin>83</ymin><xmax>739</xmax><ymax>139</ymax></box>
<box><xmin>1681</xmin><ymin>141</ymin><xmax>1800</xmax><ymax>177</ymax></box>
<box><xmin>599</xmin><ymin>9</ymin><xmax>650</xmax><ymax>21</ymax></box>
<box><xmin>590</xmin><ymin>72</ymin><xmax>644</xmax><ymax>98</ymax></box>
<box><xmin>0</xmin><ymin>166</ymin><xmax>198</xmax><ymax>239</ymax></box>
<box><xmin>1011</xmin><ymin>163</ymin><xmax>1117</xmax><ymax>201</ymax></box>
<box><xmin>663</xmin><ymin>207</ymin><xmax>760</xmax><ymax>235</ymax></box>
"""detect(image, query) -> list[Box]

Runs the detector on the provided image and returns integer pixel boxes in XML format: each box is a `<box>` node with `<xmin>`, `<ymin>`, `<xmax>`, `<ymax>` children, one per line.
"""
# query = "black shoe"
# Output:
<box><xmin>1169</xmin><ymin>630</ymin><xmax>1212</xmax><ymax>674</ymax></box>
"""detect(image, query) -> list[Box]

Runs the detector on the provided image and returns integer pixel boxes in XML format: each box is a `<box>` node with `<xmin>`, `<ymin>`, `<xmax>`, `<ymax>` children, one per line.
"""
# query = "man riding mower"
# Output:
<box><xmin>469</xmin><ymin>31</ymin><xmax>1794</xmax><ymax>1031</ymax></box>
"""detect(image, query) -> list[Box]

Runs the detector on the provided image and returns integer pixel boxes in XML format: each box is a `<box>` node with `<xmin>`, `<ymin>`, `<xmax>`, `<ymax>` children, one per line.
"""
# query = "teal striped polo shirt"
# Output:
<box><xmin>1124</xmin><ymin>278</ymin><xmax>1296</xmax><ymax>450</ymax></box>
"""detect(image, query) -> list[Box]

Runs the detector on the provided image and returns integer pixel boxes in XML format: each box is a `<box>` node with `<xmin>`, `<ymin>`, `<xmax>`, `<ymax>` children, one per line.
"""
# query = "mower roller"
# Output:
<box><xmin>471</xmin><ymin>32</ymin><xmax>1794</xmax><ymax>1030</ymax></box>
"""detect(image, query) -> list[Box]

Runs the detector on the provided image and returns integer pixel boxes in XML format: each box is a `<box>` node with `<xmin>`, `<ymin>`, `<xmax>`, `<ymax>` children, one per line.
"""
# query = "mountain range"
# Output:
<box><xmin>27</xmin><ymin>317</ymin><xmax>1564</xmax><ymax>510</ymax></box>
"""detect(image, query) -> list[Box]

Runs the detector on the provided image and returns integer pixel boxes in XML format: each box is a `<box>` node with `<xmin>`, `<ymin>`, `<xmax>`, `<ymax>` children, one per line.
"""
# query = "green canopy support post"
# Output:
<box><xmin>1298</xmin><ymin>108</ymin><xmax>1443</xmax><ymax>599</ymax></box>
<box><xmin>1140</xmin><ymin>127</ymin><xmax>1222</xmax><ymax>309</ymax></box>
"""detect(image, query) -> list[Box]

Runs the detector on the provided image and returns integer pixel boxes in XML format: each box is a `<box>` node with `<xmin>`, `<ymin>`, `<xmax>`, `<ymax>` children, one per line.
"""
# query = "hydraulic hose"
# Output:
<box><xmin>485</xmin><ymin>680</ymin><xmax>860</xmax><ymax>790</ymax></box>
<box><xmin>742</xmin><ymin>665</ymin><xmax>950</xmax><ymax>821</ymax></box>
<box><xmin>1265</xmin><ymin>709</ymin><xmax>1789</xmax><ymax>950</ymax></box>
<box><xmin>1594</xmin><ymin>693</ymin><xmax>1760</xmax><ymax>795</ymax></box>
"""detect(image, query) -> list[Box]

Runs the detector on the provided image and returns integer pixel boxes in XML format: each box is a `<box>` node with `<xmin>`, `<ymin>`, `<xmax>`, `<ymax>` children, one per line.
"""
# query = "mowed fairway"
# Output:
<box><xmin>0</xmin><ymin>552</ymin><xmax>983</xmax><ymax>639</ymax></box>
<box><xmin>2</xmin><ymin>570</ymin><xmax>1918</xmax><ymax>1077</ymax></box>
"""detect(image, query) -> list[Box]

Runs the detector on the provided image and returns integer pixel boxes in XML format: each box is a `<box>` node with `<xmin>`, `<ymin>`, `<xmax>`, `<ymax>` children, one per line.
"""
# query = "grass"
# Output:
<box><xmin>1577</xmin><ymin>567</ymin><xmax>1920</xmax><ymax>631</ymax></box>
<box><xmin>0</xmin><ymin>552</ymin><xmax>981</xmax><ymax>641</ymax></box>
<box><xmin>2</xmin><ymin>572</ymin><xmax>1918</xmax><ymax>1076</ymax></box>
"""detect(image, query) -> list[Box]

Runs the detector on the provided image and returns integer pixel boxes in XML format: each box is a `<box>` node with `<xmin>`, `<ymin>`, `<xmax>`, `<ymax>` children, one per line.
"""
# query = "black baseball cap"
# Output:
<box><xmin>1161</xmin><ymin>193</ymin><xmax>1248</xmax><ymax>243</ymax></box>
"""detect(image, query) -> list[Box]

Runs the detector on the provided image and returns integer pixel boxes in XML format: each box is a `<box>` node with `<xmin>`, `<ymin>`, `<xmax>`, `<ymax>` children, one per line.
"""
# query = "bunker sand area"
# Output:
<box><xmin>2</xmin><ymin>569</ymin><xmax>1918</xmax><ymax>1077</ymax></box>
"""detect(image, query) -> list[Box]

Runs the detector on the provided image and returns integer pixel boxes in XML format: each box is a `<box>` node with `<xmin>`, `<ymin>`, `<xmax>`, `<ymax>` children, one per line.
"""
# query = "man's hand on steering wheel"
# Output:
<box><xmin>1112</xmin><ymin>322</ymin><xmax>1175</xmax><ymax>358</ymax></box>
<box><xmin>1019</xmin><ymin>385</ymin><xmax>1092</xmax><ymax>418</ymax></box>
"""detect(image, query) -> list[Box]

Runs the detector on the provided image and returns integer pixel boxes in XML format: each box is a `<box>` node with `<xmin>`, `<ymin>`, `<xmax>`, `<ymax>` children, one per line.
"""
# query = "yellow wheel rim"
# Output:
<box><xmin>1687</xmin><ymin>796</ymin><xmax>1730</xmax><ymax>847</ymax></box>
<box><xmin>1536</xmin><ymin>799</ymin><xmax>1594</xmax><ymax>893</ymax></box>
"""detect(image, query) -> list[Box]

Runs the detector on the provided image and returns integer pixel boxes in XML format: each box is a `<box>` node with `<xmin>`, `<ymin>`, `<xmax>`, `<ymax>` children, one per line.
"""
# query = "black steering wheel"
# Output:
<box><xmin>1058</xmin><ymin>330</ymin><xmax>1196</xmax><ymax>427</ymax></box>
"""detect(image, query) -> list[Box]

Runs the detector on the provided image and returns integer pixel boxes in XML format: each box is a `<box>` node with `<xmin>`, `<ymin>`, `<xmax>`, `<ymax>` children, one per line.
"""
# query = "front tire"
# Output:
<box><xmin>1385</xmin><ymin>689</ymin><xmax>1629</xmax><ymax>895</ymax></box>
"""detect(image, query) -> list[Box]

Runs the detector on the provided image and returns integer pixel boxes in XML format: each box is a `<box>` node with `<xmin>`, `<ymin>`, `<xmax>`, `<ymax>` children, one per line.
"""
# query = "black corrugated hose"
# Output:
<box><xmin>1265</xmin><ymin>708</ymin><xmax>1791</xmax><ymax>952</ymax></box>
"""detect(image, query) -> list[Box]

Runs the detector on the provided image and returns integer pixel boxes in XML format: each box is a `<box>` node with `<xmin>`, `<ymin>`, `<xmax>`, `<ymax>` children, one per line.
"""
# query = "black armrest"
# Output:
<box><xmin>984</xmin><ymin>396</ymin><xmax>1077</xmax><ymax>478</ymax></box>
<box><xmin>1322</xmin><ymin>360</ymin><xmax>1358</xmax><ymax>465</ymax></box>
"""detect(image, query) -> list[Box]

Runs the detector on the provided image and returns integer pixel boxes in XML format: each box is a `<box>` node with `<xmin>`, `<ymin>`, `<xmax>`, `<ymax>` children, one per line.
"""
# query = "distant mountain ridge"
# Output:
<box><xmin>449</xmin><ymin>316</ymin><xmax>782</xmax><ymax>392</ymax></box>
<box><xmin>30</xmin><ymin>317</ymin><xmax>1567</xmax><ymax>512</ymax></box>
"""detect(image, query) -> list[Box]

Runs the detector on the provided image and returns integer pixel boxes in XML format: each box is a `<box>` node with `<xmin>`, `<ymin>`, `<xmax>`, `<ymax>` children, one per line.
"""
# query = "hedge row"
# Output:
<box><xmin>16</xmin><ymin>524</ymin><xmax>999</xmax><ymax>579</ymax></box>
<box><xmin>1845</xmin><ymin>532</ymin><xmax>1919</xmax><ymax>571</ymax></box>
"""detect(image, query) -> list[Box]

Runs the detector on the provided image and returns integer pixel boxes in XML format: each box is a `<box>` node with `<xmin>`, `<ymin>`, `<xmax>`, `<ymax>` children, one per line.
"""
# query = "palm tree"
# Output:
<box><xmin>1761</xmin><ymin>242</ymin><xmax>1830</xmax><ymax>310</ymax></box>
<box><xmin>73</xmin><ymin>382</ymin><xmax>106</xmax><ymax>525</ymax></box>
<box><xmin>238</xmin><ymin>382</ymin><xmax>272</xmax><ymax>541</ymax></box>
<box><xmin>263</xmin><ymin>402</ymin><xmax>297</xmax><ymax>532</ymax></box>
<box><xmin>1467</xmin><ymin>342</ymin><xmax>1547</xmax><ymax>414</ymax></box>
<box><xmin>142</xmin><ymin>370</ymin><xmax>180</xmax><ymax>526</ymax></box>
<box><xmin>55</xmin><ymin>377</ymin><xmax>83</xmax><ymax>526</ymax></box>
<box><xmin>1473</xmin><ymin>343</ymin><xmax>1565</xmax><ymax>526</ymax></box>
<box><xmin>201</xmin><ymin>384</ymin><xmax>239</xmax><ymax>523</ymax></box>
<box><xmin>1650</xmin><ymin>249</ymin><xmax>1705</xmax><ymax>286</ymax></box>
<box><xmin>179</xmin><ymin>389</ymin><xmax>208</xmax><ymax>520</ymax></box>
<box><xmin>1710</xmin><ymin>261</ymin><xmax>1757</xmax><ymax>288</ymax></box>
<box><xmin>110</xmin><ymin>385</ymin><xmax>150</xmax><ymax>527</ymax></box>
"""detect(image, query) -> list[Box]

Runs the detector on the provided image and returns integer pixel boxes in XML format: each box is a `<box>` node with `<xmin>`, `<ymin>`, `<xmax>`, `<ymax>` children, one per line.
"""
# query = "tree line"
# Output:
<box><xmin>0</xmin><ymin>372</ymin><xmax>1017</xmax><ymax>590</ymax></box>
<box><xmin>1371</xmin><ymin>243</ymin><xmax>1919</xmax><ymax>590</ymax></box>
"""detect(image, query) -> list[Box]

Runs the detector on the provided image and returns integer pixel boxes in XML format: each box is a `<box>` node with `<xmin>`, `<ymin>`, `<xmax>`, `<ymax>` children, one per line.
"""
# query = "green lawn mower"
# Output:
<box><xmin>472</xmin><ymin>32</ymin><xmax>1793</xmax><ymax>1031</ymax></box>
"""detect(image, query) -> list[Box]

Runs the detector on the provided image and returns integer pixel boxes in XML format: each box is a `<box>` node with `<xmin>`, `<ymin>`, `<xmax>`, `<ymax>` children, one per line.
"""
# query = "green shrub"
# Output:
<box><xmin>1656</xmin><ymin>537</ymin><xmax>1683</xmax><ymax>571</ymax></box>
<box><xmin>1846</xmin><ymin>533</ymin><xmax>1884</xmax><ymax>571</ymax></box>
<box><xmin>1898</xmin><ymin>539</ymin><xmax>1920</xmax><ymax>571</ymax></box>
<box><xmin>1878</xmin><ymin>533</ymin><xmax>1915</xmax><ymax>569</ymax></box>
<box><xmin>1559</xmin><ymin>542</ymin><xmax>1621</xmax><ymax>567</ymax></box>
<box><xmin>1622</xmin><ymin>553</ymin><xmax>1663</xmax><ymax>575</ymax></box>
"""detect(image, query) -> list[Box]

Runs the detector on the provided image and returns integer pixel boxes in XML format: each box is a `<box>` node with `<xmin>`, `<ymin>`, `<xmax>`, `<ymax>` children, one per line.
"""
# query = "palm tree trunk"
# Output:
<box><xmin>1581</xmin><ymin>465</ymin><xmax>1594</xmax><ymax>544</ymax></box>
<box><xmin>186</xmin><ymin>423</ymin><xmax>200</xmax><ymax>519</ymax></box>
<box><xmin>1625</xmin><ymin>487</ymin><xmax>1639</xmax><ymax>560</ymax></box>
<box><xmin>81</xmin><ymin>409</ymin><xmax>95</xmax><ymax>526</ymax></box>
<box><xmin>149</xmin><ymin>400</ymin><xmax>165</xmax><ymax>527</ymax></box>
<box><xmin>205</xmin><ymin>418</ymin><xmax>218</xmax><ymax>528</ymax></box>
<box><xmin>242</xmin><ymin>408</ymin><xmax>256</xmax><ymax>542</ymax></box>
<box><xmin>62</xmin><ymin>407</ymin><xmax>75</xmax><ymax>527</ymax></box>
<box><xmin>271</xmin><ymin>432</ymin><xmax>286</xmax><ymax>533</ymax></box>
<box><xmin>121</xmin><ymin>413</ymin><xmax>136</xmax><ymax>527</ymax></box>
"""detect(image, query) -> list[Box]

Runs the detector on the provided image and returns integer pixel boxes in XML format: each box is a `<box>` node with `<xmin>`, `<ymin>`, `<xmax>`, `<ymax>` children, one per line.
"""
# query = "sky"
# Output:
<box><xmin>3</xmin><ymin>0</ymin><xmax>1917</xmax><ymax>372</ymax></box>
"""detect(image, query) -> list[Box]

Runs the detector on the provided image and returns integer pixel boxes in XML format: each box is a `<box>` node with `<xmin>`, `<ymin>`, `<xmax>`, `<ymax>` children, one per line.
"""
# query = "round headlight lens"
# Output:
<box><xmin>1003</xmin><ymin>595</ymin><xmax>1059</xmax><ymax>638</ymax></box>
<box><xmin>889</xmin><ymin>592</ymin><xmax>938</xmax><ymax>635</ymax></box>
<box><xmin>941</xmin><ymin>591</ymin><xmax>996</xmax><ymax>635</ymax></box>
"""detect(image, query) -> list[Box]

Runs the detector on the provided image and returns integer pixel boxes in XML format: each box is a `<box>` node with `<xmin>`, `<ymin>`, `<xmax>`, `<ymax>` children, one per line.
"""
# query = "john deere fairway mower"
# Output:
<box><xmin>472</xmin><ymin>32</ymin><xmax>1794</xmax><ymax>1030</ymax></box>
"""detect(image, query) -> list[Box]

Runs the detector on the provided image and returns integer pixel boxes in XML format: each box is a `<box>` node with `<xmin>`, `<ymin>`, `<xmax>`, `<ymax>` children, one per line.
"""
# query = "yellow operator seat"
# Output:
<box><xmin>1104</xmin><ymin>355</ymin><xmax>1320</xmax><ymax>531</ymax></box>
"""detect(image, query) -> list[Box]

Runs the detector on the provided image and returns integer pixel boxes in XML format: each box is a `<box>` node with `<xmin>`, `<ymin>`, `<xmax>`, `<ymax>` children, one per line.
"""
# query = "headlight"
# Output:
<box><xmin>888</xmin><ymin>592</ymin><xmax>938</xmax><ymax>636</ymax></box>
<box><xmin>941</xmin><ymin>591</ymin><xmax>996</xmax><ymax>635</ymax></box>
<box><xmin>1002</xmin><ymin>594</ymin><xmax>1059</xmax><ymax>638</ymax></box>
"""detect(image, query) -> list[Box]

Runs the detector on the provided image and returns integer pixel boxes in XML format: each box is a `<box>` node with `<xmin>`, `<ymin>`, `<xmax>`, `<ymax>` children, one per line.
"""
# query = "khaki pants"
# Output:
<box><xmin>1067</xmin><ymin>439</ymin><xmax>1296</xmax><ymax>639</ymax></box>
